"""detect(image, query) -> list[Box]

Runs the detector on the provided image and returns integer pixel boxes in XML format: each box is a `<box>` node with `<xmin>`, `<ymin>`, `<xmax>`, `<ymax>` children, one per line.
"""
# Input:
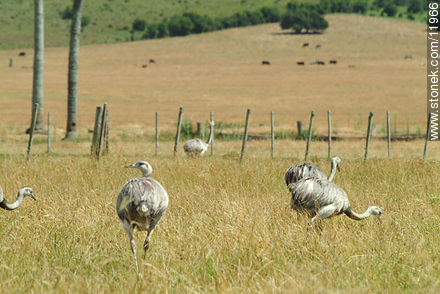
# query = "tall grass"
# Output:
<box><xmin>1</xmin><ymin>154</ymin><xmax>439</xmax><ymax>292</ymax></box>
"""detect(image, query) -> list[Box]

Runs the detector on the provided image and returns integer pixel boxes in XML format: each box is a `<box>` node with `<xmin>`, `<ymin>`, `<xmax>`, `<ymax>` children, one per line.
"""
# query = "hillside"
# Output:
<box><xmin>0</xmin><ymin>0</ymin><xmax>293</xmax><ymax>49</ymax></box>
<box><xmin>0</xmin><ymin>14</ymin><xmax>425</xmax><ymax>138</ymax></box>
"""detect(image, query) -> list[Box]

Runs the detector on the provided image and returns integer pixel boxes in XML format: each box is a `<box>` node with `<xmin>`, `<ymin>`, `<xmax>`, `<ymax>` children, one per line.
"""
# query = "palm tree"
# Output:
<box><xmin>65</xmin><ymin>0</ymin><xmax>84</xmax><ymax>139</ymax></box>
<box><xmin>30</xmin><ymin>0</ymin><xmax>45</xmax><ymax>132</ymax></box>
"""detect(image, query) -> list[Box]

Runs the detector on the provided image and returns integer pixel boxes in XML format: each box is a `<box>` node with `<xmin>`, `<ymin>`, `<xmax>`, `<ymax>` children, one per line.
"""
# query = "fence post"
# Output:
<box><xmin>174</xmin><ymin>106</ymin><xmax>184</xmax><ymax>156</ymax></box>
<box><xmin>91</xmin><ymin>106</ymin><xmax>102</xmax><ymax>157</ymax></box>
<box><xmin>304</xmin><ymin>110</ymin><xmax>315</xmax><ymax>161</ymax></box>
<box><xmin>271</xmin><ymin>111</ymin><xmax>274</xmax><ymax>159</ymax></box>
<box><xmin>104</xmin><ymin>108</ymin><xmax>109</xmax><ymax>155</ymax></box>
<box><xmin>210</xmin><ymin>111</ymin><xmax>214</xmax><ymax>156</ymax></box>
<box><xmin>297</xmin><ymin>120</ymin><xmax>303</xmax><ymax>138</ymax></box>
<box><xmin>364</xmin><ymin>112</ymin><xmax>374</xmax><ymax>161</ymax></box>
<box><xmin>424</xmin><ymin>112</ymin><xmax>432</xmax><ymax>160</ymax></box>
<box><xmin>328</xmin><ymin>110</ymin><xmax>331</xmax><ymax>159</ymax></box>
<box><xmin>240</xmin><ymin>109</ymin><xmax>251</xmax><ymax>161</ymax></box>
<box><xmin>98</xmin><ymin>103</ymin><xmax>108</xmax><ymax>161</ymax></box>
<box><xmin>155</xmin><ymin>112</ymin><xmax>159</xmax><ymax>156</ymax></box>
<box><xmin>387</xmin><ymin>110</ymin><xmax>391</xmax><ymax>158</ymax></box>
<box><xmin>47</xmin><ymin>112</ymin><xmax>51</xmax><ymax>153</ymax></box>
<box><xmin>27</xmin><ymin>103</ymin><xmax>39</xmax><ymax>161</ymax></box>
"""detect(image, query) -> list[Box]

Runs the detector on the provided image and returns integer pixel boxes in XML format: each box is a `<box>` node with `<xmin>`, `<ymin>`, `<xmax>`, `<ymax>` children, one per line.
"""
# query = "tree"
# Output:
<box><xmin>30</xmin><ymin>0</ymin><xmax>45</xmax><ymax>133</ymax></box>
<box><xmin>260</xmin><ymin>6</ymin><xmax>280</xmax><ymax>22</ymax></box>
<box><xmin>168</xmin><ymin>15</ymin><xmax>194</xmax><ymax>36</ymax></box>
<box><xmin>132</xmin><ymin>19</ymin><xmax>146</xmax><ymax>31</ymax></box>
<box><xmin>280</xmin><ymin>2</ymin><xmax>328</xmax><ymax>33</ymax></box>
<box><xmin>407</xmin><ymin>0</ymin><xmax>422</xmax><ymax>14</ymax></box>
<box><xmin>65</xmin><ymin>0</ymin><xmax>84</xmax><ymax>139</ymax></box>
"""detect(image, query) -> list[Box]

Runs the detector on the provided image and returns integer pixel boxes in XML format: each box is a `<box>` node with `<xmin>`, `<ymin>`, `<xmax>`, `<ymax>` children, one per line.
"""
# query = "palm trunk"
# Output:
<box><xmin>31</xmin><ymin>0</ymin><xmax>45</xmax><ymax>132</ymax></box>
<box><xmin>65</xmin><ymin>0</ymin><xmax>84</xmax><ymax>139</ymax></box>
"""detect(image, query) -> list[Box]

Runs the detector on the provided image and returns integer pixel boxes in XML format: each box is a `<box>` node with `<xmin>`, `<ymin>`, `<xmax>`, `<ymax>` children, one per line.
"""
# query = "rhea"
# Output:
<box><xmin>116</xmin><ymin>161</ymin><xmax>169</xmax><ymax>273</ymax></box>
<box><xmin>284</xmin><ymin>156</ymin><xmax>341</xmax><ymax>191</ymax></box>
<box><xmin>290</xmin><ymin>177</ymin><xmax>382</xmax><ymax>228</ymax></box>
<box><xmin>183</xmin><ymin>121</ymin><xmax>214</xmax><ymax>156</ymax></box>
<box><xmin>0</xmin><ymin>186</ymin><xmax>37</xmax><ymax>210</ymax></box>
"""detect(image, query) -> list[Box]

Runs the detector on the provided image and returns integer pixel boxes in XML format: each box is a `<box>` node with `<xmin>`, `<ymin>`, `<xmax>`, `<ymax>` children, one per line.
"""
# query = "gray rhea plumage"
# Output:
<box><xmin>290</xmin><ymin>177</ymin><xmax>382</xmax><ymax>226</ymax></box>
<box><xmin>0</xmin><ymin>186</ymin><xmax>37</xmax><ymax>210</ymax></box>
<box><xmin>285</xmin><ymin>156</ymin><xmax>341</xmax><ymax>191</ymax></box>
<box><xmin>183</xmin><ymin>121</ymin><xmax>214</xmax><ymax>156</ymax></box>
<box><xmin>116</xmin><ymin>160</ymin><xmax>168</xmax><ymax>273</ymax></box>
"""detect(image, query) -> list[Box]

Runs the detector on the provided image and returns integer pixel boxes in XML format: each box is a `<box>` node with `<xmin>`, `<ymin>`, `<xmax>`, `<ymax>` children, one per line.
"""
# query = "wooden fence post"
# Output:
<box><xmin>47</xmin><ymin>112</ymin><xmax>51</xmax><ymax>153</ymax></box>
<box><xmin>174</xmin><ymin>106</ymin><xmax>184</xmax><ymax>156</ymax></box>
<box><xmin>98</xmin><ymin>103</ymin><xmax>108</xmax><ymax>161</ymax></box>
<box><xmin>27</xmin><ymin>103</ymin><xmax>39</xmax><ymax>161</ymax></box>
<box><xmin>424</xmin><ymin>112</ymin><xmax>432</xmax><ymax>160</ymax></box>
<box><xmin>297</xmin><ymin>120</ymin><xmax>303</xmax><ymax>138</ymax></box>
<box><xmin>210</xmin><ymin>111</ymin><xmax>214</xmax><ymax>156</ymax></box>
<box><xmin>91</xmin><ymin>106</ymin><xmax>102</xmax><ymax>157</ymax></box>
<box><xmin>155</xmin><ymin>112</ymin><xmax>159</xmax><ymax>156</ymax></box>
<box><xmin>104</xmin><ymin>108</ymin><xmax>109</xmax><ymax>155</ymax></box>
<box><xmin>271</xmin><ymin>111</ymin><xmax>274</xmax><ymax>159</ymax></box>
<box><xmin>328</xmin><ymin>110</ymin><xmax>331</xmax><ymax>159</ymax></box>
<box><xmin>364</xmin><ymin>112</ymin><xmax>374</xmax><ymax>161</ymax></box>
<box><xmin>240</xmin><ymin>109</ymin><xmax>251</xmax><ymax>160</ymax></box>
<box><xmin>386</xmin><ymin>110</ymin><xmax>391</xmax><ymax>158</ymax></box>
<box><xmin>304</xmin><ymin>110</ymin><xmax>315</xmax><ymax>161</ymax></box>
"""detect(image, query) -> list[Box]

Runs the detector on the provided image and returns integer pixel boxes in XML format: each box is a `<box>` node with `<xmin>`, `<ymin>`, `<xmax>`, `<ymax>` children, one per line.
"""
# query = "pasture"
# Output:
<box><xmin>0</xmin><ymin>13</ymin><xmax>438</xmax><ymax>293</ymax></box>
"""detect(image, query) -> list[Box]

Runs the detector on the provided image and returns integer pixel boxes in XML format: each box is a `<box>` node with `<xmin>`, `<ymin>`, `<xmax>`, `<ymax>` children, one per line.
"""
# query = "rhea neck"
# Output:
<box><xmin>138</xmin><ymin>165</ymin><xmax>153</xmax><ymax>177</ymax></box>
<box><xmin>0</xmin><ymin>190</ymin><xmax>25</xmax><ymax>210</ymax></box>
<box><xmin>206</xmin><ymin>123</ymin><xmax>214</xmax><ymax>145</ymax></box>
<box><xmin>327</xmin><ymin>158</ymin><xmax>338</xmax><ymax>181</ymax></box>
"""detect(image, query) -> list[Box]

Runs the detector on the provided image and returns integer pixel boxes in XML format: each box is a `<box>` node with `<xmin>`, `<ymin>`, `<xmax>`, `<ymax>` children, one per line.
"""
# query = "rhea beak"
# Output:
<box><xmin>125</xmin><ymin>164</ymin><xmax>135</xmax><ymax>168</ymax></box>
<box><xmin>30</xmin><ymin>194</ymin><xmax>37</xmax><ymax>201</ymax></box>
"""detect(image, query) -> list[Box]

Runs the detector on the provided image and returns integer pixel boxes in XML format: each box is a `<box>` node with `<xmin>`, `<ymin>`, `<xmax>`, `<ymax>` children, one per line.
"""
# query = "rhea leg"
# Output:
<box><xmin>122</xmin><ymin>220</ymin><xmax>139</xmax><ymax>273</ymax></box>
<box><xmin>143</xmin><ymin>217</ymin><xmax>162</xmax><ymax>258</ymax></box>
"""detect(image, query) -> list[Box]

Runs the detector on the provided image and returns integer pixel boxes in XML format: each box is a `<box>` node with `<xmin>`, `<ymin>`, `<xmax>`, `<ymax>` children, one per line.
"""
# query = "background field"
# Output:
<box><xmin>0</xmin><ymin>14</ymin><xmax>427</xmax><ymax>138</ymax></box>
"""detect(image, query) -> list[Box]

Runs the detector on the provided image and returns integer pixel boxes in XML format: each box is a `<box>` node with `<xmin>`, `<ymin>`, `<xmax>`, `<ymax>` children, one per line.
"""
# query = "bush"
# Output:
<box><xmin>382</xmin><ymin>3</ymin><xmax>397</xmax><ymax>16</ymax></box>
<box><xmin>143</xmin><ymin>23</ymin><xmax>159</xmax><ymax>39</ymax></box>
<box><xmin>260</xmin><ymin>6</ymin><xmax>280</xmax><ymax>23</ymax></box>
<box><xmin>352</xmin><ymin>0</ymin><xmax>368</xmax><ymax>14</ymax></box>
<box><xmin>81</xmin><ymin>16</ymin><xmax>90</xmax><ymax>28</ymax></box>
<box><xmin>407</xmin><ymin>0</ymin><xmax>422</xmax><ymax>14</ymax></box>
<box><xmin>61</xmin><ymin>6</ymin><xmax>72</xmax><ymax>19</ymax></box>
<box><xmin>168</xmin><ymin>15</ymin><xmax>194</xmax><ymax>36</ymax></box>
<box><xmin>157</xmin><ymin>22</ymin><xmax>169</xmax><ymax>37</ymax></box>
<box><xmin>132</xmin><ymin>19</ymin><xmax>146</xmax><ymax>31</ymax></box>
<box><xmin>183</xmin><ymin>12</ymin><xmax>214</xmax><ymax>33</ymax></box>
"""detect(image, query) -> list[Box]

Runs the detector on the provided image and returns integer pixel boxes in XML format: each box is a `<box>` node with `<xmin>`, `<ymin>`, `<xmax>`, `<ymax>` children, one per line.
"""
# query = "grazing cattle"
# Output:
<box><xmin>297</xmin><ymin>61</ymin><xmax>305</xmax><ymax>66</ymax></box>
<box><xmin>262</xmin><ymin>60</ymin><xmax>271</xmax><ymax>65</ymax></box>
<box><xmin>302</xmin><ymin>43</ymin><xmax>309</xmax><ymax>47</ymax></box>
<box><xmin>315</xmin><ymin>44</ymin><xmax>321</xmax><ymax>49</ymax></box>
<box><xmin>18</xmin><ymin>52</ymin><xmax>26</xmax><ymax>56</ymax></box>
<box><xmin>329</xmin><ymin>60</ymin><xmax>337</xmax><ymax>64</ymax></box>
<box><xmin>149</xmin><ymin>59</ymin><xmax>156</xmax><ymax>63</ymax></box>
<box><xmin>404</xmin><ymin>54</ymin><xmax>412</xmax><ymax>59</ymax></box>
<box><xmin>141</xmin><ymin>64</ymin><xmax>148</xmax><ymax>68</ymax></box>
<box><xmin>317</xmin><ymin>61</ymin><xmax>325</xmax><ymax>65</ymax></box>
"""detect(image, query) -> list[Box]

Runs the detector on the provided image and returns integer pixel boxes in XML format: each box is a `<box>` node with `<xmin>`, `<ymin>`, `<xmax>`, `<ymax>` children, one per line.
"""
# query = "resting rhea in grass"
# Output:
<box><xmin>116</xmin><ymin>161</ymin><xmax>168</xmax><ymax>273</ymax></box>
<box><xmin>0</xmin><ymin>186</ymin><xmax>37</xmax><ymax>210</ymax></box>
<box><xmin>285</xmin><ymin>156</ymin><xmax>341</xmax><ymax>191</ymax></box>
<box><xmin>183</xmin><ymin>121</ymin><xmax>214</xmax><ymax>156</ymax></box>
<box><xmin>290</xmin><ymin>177</ymin><xmax>382</xmax><ymax>228</ymax></box>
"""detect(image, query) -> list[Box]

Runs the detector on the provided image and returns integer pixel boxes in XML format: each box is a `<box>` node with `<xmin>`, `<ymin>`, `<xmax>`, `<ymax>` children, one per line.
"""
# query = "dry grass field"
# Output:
<box><xmin>0</xmin><ymin>14</ymin><xmax>427</xmax><ymax>136</ymax></box>
<box><xmin>1</xmin><ymin>13</ymin><xmax>438</xmax><ymax>294</ymax></box>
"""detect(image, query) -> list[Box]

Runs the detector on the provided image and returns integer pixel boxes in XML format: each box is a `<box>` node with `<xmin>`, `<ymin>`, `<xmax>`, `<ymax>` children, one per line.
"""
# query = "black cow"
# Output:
<box><xmin>18</xmin><ymin>52</ymin><xmax>26</xmax><ymax>56</ymax></box>
<box><xmin>296</xmin><ymin>61</ymin><xmax>305</xmax><ymax>66</ymax></box>
<box><xmin>329</xmin><ymin>60</ymin><xmax>337</xmax><ymax>64</ymax></box>
<box><xmin>262</xmin><ymin>60</ymin><xmax>271</xmax><ymax>65</ymax></box>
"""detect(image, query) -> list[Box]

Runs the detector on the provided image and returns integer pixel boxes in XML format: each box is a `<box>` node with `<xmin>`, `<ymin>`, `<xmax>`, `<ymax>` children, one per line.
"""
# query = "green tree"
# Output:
<box><xmin>407</xmin><ymin>0</ymin><xmax>422</xmax><ymax>14</ymax></box>
<box><xmin>65</xmin><ymin>0</ymin><xmax>84</xmax><ymax>139</ymax></box>
<box><xmin>168</xmin><ymin>15</ymin><xmax>194</xmax><ymax>36</ymax></box>
<box><xmin>260</xmin><ymin>6</ymin><xmax>280</xmax><ymax>22</ymax></box>
<box><xmin>30</xmin><ymin>0</ymin><xmax>45</xmax><ymax>132</ymax></box>
<box><xmin>132</xmin><ymin>19</ymin><xmax>146</xmax><ymax>31</ymax></box>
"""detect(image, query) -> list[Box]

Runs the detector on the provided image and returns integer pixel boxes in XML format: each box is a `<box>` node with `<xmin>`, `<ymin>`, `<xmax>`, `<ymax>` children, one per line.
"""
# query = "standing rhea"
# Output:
<box><xmin>290</xmin><ymin>177</ymin><xmax>382</xmax><ymax>228</ymax></box>
<box><xmin>285</xmin><ymin>156</ymin><xmax>341</xmax><ymax>191</ymax></box>
<box><xmin>0</xmin><ymin>186</ymin><xmax>37</xmax><ymax>210</ymax></box>
<box><xmin>116</xmin><ymin>160</ymin><xmax>168</xmax><ymax>273</ymax></box>
<box><xmin>183</xmin><ymin>121</ymin><xmax>214</xmax><ymax>156</ymax></box>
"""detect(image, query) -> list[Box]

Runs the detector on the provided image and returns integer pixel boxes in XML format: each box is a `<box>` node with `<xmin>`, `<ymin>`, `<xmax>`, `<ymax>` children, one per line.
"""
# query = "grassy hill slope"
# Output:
<box><xmin>0</xmin><ymin>0</ymin><xmax>293</xmax><ymax>49</ymax></box>
<box><xmin>0</xmin><ymin>14</ymin><xmax>425</xmax><ymax>138</ymax></box>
